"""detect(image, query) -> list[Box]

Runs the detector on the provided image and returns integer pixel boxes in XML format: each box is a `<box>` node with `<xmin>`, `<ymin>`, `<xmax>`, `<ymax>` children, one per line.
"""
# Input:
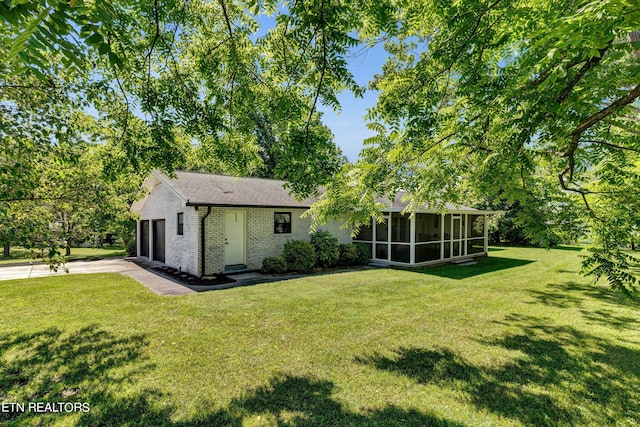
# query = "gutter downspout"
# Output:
<box><xmin>200</xmin><ymin>206</ymin><xmax>212</xmax><ymax>278</ymax></box>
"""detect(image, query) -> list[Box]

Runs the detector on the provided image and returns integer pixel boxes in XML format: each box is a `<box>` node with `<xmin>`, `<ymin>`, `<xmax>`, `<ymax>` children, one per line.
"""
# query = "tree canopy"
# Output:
<box><xmin>1</xmin><ymin>0</ymin><xmax>639</xmax><ymax>293</ymax></box>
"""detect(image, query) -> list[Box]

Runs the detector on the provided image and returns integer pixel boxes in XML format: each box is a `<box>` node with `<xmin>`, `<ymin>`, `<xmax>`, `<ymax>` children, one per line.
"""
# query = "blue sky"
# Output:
<box><xmin>318</xmin><ymin>42</ymin><xmax>388</xmax><ymax>162</ymax></box>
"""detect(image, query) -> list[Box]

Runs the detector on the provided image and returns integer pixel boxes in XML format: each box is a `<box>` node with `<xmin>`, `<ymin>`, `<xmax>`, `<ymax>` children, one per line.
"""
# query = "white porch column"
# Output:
<box><xmin>440</xmin><ymin>213</ymin><xmax>445</xmax><ymax>259</ymax></box>
<box><xmin>484</xmin><ymin>215</ymin><xmax>489</xmax><ymax>254</ymax></box>
<box><xmin>409</xmin><ymin>214</ymin><xmax>416</xmax><ymax>264</ymax></box>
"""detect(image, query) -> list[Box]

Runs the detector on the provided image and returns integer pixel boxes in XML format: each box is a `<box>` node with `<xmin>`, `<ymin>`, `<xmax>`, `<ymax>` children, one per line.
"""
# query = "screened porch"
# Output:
<box><xmin>353</xmin><ymin>212</ymin><xmax>488</xmax><ymax>266</ymax></box>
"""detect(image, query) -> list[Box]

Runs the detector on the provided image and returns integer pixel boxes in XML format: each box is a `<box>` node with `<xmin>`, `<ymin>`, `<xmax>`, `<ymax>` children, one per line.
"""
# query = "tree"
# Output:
<box><xmin>309</xmin><ymin>0</ymin><xmax>640</xmax><ymax>294</ymax></box>
<box><xmin>3</xmin><ymin>0</ymin><xmax>639</xmax><ymax>293</ymax></box>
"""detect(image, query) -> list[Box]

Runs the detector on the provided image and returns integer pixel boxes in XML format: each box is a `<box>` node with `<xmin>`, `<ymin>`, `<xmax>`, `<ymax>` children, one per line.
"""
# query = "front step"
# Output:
<box><xmin>369</xmin><ymin>261</ymin><xmax>390</xmax><ymax>268</ymax></box>
<box><xmin>450</xmin><ymin>258</ymin><xmax>474</xmax><ymax>265</ymax></box>
<box><xmin>224</xmin><ymin>264</ymin><xmax>248</xmax><ymax>273</ymax></box>
<box><xmin>456</xmin><ymin>261</ymin><xmax>478</xmax><ymax>266</ymax></box>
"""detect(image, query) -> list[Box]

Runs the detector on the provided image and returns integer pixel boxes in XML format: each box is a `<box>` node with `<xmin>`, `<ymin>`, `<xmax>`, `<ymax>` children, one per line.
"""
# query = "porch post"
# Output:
<box><xmin>410</xmin><ymin>214</ymin><xmax>416</xmax><ymax>264</ymax></box>
<box><xmin>440</xmin><ymin>213</ymin><xmax>445</xmax><ymax>259</ymax></box>
<box><xmin>484</xmin><ymin>215</ymin><xmax>489</xmax><ymax>254</ymax></box>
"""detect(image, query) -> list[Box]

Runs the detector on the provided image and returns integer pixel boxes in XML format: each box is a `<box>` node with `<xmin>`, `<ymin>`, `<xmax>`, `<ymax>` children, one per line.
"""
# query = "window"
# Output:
<box><xmin>177</xmin><ymin>213</ymin><xmax>184</xmax><ymax>235</ymax></box>
<box><xmin>354</xmin><ymin>219</ymin><xmax>373</xmax><ymax>241</ymax></box>
<box><xmin>467</xmin><ymin>215</ymin><xmax>484</xmax><ymax>238</ymax></box>
<box><xmin>274</xmin><ymin>212</ymin><xmax>292</xmax><ymax>234</ymax></box>
<box><xmin>391</xmin><ymin>213</ymin><xmax>410</xmax><ymax>243</ymax></box>
<box><xmin>415</xmin><ymin>213</ymin><xmax>440</xmax><ymax>242</ymax></box>
<box><xmin>375</xmin><ymin>217</ymin><xmax>389</xmax><ymax>242</ymax></box>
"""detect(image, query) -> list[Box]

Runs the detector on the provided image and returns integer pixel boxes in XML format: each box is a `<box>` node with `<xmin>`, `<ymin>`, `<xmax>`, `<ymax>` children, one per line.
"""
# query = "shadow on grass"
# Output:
<box><xmin>526</xmin><ymin>282</ymin><xmax>640</xmax><ymax>333</ymax></box>
<box><xmin>77</xmin><ymin>374</ymin><xmax>468</xmax><ymax>426</ymax></box>
<box><xmin>527</xmin><ymin>282</ymin><xmax>640</xmax><ymax>308</ymax></box>
<box><xmin>412</xmin><ymin>256</ymin><xmax>534</xmax><ymax>280</ymax></box>
<box><xmin>547</xmin><ymin>245</ymin><xmax>584</xmax><ymax>252</ymax></box>
<box><xmin>0</xmin><ymin>326</ymin><xmax>466</xmax><ymax>426</ymax></box>
<box><xmin>0</xmin><ymin>325</ymin><xmax>155</xmax><ymax>426</ymax></box>
<box><xmin>490</xmin><ymin>245</ymin><xmax>584</xmax><ymax>252</ymax></box>
<box><xmin>357</xmin><ymin>315</ymin><xmax>640</xmax><ymax>426</ymax></box>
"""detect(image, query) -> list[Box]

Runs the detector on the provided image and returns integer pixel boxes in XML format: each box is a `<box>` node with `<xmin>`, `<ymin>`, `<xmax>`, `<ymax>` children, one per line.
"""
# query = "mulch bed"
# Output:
<box><xmin>152</xmin><ymin>266</ymin><xmax>235</xmax><ymax>286</ymax></box>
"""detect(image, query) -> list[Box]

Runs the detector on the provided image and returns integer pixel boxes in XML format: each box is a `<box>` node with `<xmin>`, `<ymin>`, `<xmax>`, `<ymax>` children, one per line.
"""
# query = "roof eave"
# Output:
<box><xmin>185</xmin><ymin>202</ymin><xmax>313</xmax><ymax>209</ymax></box>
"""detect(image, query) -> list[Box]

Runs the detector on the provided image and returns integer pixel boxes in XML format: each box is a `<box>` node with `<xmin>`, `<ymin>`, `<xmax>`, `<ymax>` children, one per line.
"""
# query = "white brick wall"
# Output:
<box><xmin>136</xmin><ymin>182</ymin><xmax>352</xmax><ymax>276</ymax></box>
<box><xmin>205</xmin><ymin>207</ymin><xmax>352</xmax><ymax>274</ymax></box>
<box><xmin>136</xmin><ymin>183</ymin><xmax>199</xmax><ymax>275</ymax></box>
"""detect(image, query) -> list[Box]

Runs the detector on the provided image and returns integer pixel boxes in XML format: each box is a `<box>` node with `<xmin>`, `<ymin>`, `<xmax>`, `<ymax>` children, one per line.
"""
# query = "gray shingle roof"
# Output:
<box><xmin>146</xmin><ymin>170</ymin><xmax>492</xmax><ymax>213</ymax></box>
<box><xmin>155</xmin><ymin>170</ymin><xmax>316</xmax><ymax>208</ymax></box>
<box><xmin>376</xmin><ymin>192</ymin><xmax>484</xmax><ymax>213</ymax></box>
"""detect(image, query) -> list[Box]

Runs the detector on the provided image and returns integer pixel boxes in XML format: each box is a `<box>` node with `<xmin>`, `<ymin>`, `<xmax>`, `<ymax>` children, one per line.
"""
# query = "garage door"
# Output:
<box><xmin>140</xmin><ymin>220</ymin><xmax>149</xmax><ymax>257</ymax></box>
<box><xmin>152</xmin><ymin>219</ymin><xmax>165</xmax><ymax>262</ymax></box>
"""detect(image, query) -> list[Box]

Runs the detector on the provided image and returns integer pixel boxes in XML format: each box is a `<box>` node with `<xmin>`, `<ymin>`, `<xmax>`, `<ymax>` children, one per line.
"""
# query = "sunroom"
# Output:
<box><xmin>353</xmin><ymin>209</ymin><xmax>490</xmax><ymax>266</ymax></box>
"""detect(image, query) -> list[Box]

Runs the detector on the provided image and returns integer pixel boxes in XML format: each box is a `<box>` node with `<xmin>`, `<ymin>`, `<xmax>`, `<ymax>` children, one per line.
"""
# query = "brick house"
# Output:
<box><xmin>132</xmin><ymin>170</ymin><xmax>492</xmax><ymax>276</ymax></box>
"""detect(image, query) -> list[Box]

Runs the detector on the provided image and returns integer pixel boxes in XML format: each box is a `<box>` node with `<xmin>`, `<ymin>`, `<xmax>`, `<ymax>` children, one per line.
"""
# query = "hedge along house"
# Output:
<box><xmin>131</xmin><ymin>170</ymin><xmax>352</xmax><ymax>277</ymax></box>
<box><xmin>131</xmin><ymin>170</ymin><xmax>494</xmax><ymax>276</ymax></box>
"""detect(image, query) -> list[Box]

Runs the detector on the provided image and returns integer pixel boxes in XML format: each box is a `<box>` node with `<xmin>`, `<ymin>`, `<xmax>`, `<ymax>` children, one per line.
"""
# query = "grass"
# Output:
<box><xmin>0</xmin><ymin>246</ymin><xmax>126</xmax><ymax>265</ymax></box>
<box><xmin>1</xmin><ymin>246</ymin><xmax>639</xmax><ymax>426</ymax></box>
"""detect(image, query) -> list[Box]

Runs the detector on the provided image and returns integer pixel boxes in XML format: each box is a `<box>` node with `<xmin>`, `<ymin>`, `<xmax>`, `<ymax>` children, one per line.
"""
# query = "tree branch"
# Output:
<box><xmin>582</xmin><ymin>139</ymin><xmax>640</xmax><ymax>153</ymax></box>
<box><xmin>304</xmin><ymin>0</ymin><xmax>327</xmax><ymax>149</ymax></box>
<box><xmin>555</xmin><ymin>39</ymin><xmax>614</xmax><ymax>104</ymax></box>
<box><xmin>219</xmin><ymin>0</ymin><xmax>234</xmax><ymax>39</ymax></box>
<box><xmin>572</xmin><ymin>83</ymin><xmax>640</xmax><ymax>138</ymax></box>
<box><xmin>413</xmin><ymin>0</ymin><xmax>504</xmax><ymax>94</ymax></box>
<box><xmin>145</xmin><ymin>0</ymin><xmax>161</xmax><ymax>110</ymax></box>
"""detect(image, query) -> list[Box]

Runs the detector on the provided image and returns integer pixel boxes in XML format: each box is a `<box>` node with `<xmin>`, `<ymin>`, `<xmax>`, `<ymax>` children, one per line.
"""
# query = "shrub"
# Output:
<box><xmin>355</xmin><ymin>242</ymin><xmax>370</xmax><ymax>265</ymax></box>
<box><xmin>338</xmin><ymin>243</ymin><xmax>360</xmax><ymax>266</ymax></box>
<box><xmin>283</xmin><ymin>240</ymin><xmax>316</xmax><ymax>273</ymax></box>
<box><xmin>126</xmin><ymin>240</ymin><xmax>137</xmax><ymax>257</ymax></box>
<box><xmin>262</xmin><ymin>256</ymin><xmax>288</xmax><ymax>274</ymax></box>
<box><xmin>310</xmin><ymin>230</ymin><xmax>339</xmax><ymax>269</ymax></box>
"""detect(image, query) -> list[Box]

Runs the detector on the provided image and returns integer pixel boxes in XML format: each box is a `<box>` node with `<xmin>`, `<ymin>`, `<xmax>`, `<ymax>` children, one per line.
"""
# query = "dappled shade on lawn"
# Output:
<box><xmin>357</xmin><ymin>314</ymin><xmax>640</xmax><ymax>426</ymax></box>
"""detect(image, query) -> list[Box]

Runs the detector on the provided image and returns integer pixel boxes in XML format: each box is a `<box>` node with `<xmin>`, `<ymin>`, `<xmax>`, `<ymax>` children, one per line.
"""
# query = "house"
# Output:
<box><xmin>131</xmin><ymin>170</ymin><xmax>493</xmax><ymax>276</ymax></box>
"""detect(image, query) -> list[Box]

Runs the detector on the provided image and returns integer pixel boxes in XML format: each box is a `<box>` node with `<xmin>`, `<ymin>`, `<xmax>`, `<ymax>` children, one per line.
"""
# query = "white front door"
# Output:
<box><xmin>224</xmin><ymin>211</ymin><xmax>245</xmax><ymax>266</ymax></box>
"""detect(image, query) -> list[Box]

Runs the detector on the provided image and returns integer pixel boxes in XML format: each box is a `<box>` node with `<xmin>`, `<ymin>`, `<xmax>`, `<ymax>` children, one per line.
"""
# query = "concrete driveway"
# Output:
<box><xmin>0</xmin><ymin>258</ymin><xmax>195</xmax><ymax>296</ymax></box>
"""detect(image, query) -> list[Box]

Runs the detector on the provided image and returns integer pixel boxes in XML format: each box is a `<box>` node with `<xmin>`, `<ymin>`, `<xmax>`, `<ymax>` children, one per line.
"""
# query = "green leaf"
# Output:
<box><xmin>85</xmin><ymin>32</ymin><xmax>104</xmax><ymax>46</ymax></box>
<box><xmin>98</xmin><ymin>42</ymin><xmax>111</xmax><ymax>55</ymax></box>
<box><xmin>7</xmin><ymin>6</ymin><xmax>51</xmax><ymax>62</ymax></box>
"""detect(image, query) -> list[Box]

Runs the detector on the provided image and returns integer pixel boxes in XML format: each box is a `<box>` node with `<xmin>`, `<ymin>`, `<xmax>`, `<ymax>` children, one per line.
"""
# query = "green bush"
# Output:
<box><xmin>310</xmin><ymin>230</ymin><xmax>339</xmax><ymax>269</ymax></box>
<box><xmin>338</xmin><ymin>243</ymin><xmax>360</xmax><ymax>266</ymax></box>
<box><xmin>261</xmin><ymin>256</ymin><xmax>288</xmax><ymax>274</ymax></box>
<box><xmin>355</xmin><ymin>242</ymin><xmax>370</xmax><ymax>265</ymax></box>
<box><xmin>283</xmin><ymin>240</ymin><xmax>316</xmax><ymax>273</ymax></box>
<box><xmin>126</xmin><ymin>240</ymin><xmax>137</xmax><ymax>257</ymax></box>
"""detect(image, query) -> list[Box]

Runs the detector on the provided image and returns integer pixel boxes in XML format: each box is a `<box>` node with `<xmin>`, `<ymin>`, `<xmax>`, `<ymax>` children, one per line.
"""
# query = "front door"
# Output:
<box><xmin>224</xmin><ymin>211</ymin><xmax>245</xmax><ymax>266</ymax></box>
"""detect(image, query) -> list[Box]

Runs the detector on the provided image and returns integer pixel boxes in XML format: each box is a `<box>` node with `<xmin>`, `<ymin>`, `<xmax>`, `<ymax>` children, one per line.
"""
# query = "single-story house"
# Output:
<box><xmin>131</xmin><ymin>170</ymin><xmax>494</xmax><ymax>276</ymax></box>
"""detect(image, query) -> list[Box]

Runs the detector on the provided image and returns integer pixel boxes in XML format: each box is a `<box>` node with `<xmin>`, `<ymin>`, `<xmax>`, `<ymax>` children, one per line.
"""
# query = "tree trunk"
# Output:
<box><xmin>3</xmin><ymin>241</ymin><xmax>9</xmax><ymax>257</ymax></box>
<box><xmin>632</xmin><ymin>241</ymin><xmax>636</xmax><ymax>251</ymax></box>
<box><xmin>65</xmin><ymin>243</ymin><xmax>71</xmax><ymax>256</ymax></box>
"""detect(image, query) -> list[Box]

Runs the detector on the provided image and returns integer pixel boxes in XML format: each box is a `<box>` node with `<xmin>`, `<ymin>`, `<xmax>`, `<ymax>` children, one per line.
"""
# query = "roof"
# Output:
<box><xmin>377</xmin><ymin>192</ymin><xmax>490</xmax><ymax>214</ymax></box>
<box><xmin>149</xmin><ymin>170</ymin><xmax>315</xmax><ymax>208</ymax></box>
<box><xmin>132</xmin><ymin>170</ymin><xmax>495</xmax><ymax>214</ymax></box>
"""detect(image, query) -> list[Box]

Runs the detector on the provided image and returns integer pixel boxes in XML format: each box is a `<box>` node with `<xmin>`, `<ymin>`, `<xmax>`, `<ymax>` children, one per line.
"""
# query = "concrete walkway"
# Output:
<box><xmin>0</xmin><ymin>258</ymin><xmax>195</xmax><ymax>296</ymax></box>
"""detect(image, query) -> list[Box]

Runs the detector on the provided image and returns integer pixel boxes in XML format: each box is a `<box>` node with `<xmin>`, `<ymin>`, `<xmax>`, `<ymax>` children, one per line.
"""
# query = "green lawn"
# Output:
<box><xmin>0</xmin><ymin>246</ymin><xmax>126</xmax><ymax>265</ymax></box>
<box><xmin>1</xmin><ymin>247</ymin><xmax>639</xmax><ymax>426</ymax></box>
